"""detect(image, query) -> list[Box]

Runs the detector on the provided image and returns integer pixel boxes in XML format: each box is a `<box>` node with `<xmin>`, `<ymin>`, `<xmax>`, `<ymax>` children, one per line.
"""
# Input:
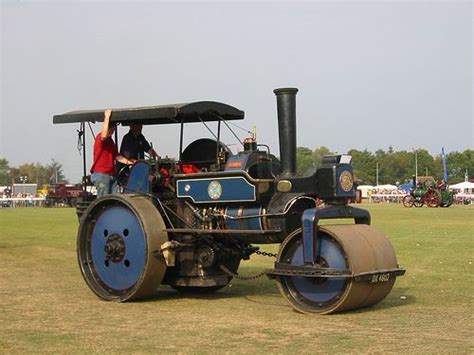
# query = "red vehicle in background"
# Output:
<box><xmin>45</xmin><ymin>183</ymin><xmax>91</xmax><ymax>207</ymax></box>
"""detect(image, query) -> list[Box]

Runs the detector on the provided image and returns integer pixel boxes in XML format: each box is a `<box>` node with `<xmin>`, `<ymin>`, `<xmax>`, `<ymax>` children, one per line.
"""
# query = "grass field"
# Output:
<box><xmin>1</xmin><ymin>204</ymin><xmax>473</xmax><ymax>353</ymax></box>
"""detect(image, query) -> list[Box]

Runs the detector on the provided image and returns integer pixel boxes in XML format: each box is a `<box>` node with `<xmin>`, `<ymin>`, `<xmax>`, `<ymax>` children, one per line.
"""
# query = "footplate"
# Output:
<box><xmin>267</xmin><ymin>262</ymin><xmax>405</xmax><ymax>282</ymax></box>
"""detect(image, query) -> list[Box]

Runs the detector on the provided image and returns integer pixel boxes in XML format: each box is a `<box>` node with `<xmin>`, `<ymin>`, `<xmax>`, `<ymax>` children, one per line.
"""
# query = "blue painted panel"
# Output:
<box><xmin>91</xmin><ymin>206</ymin><xmax>146</xmax><ymax>290</ymax></box>
<box><xmin>124</xmin><ymin>162</ymin><xmax>150</xmax><ymax>194</ymax></box>
<box><xmin>302</xmin><ymin>208</ymin><xmax>317</xmax><ymax>263</ymax></box>
<box><xmin>177</xmin><ymin>176</ymin><xmax>256</xmax><ymax>203</ymax></box>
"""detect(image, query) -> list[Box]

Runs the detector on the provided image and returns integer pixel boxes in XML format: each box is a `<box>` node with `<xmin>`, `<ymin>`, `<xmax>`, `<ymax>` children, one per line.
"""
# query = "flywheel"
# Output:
<box><xmin>275</xmin><ymin>224</ymin><xmax>401</xmax><ymax>314</ymax></box>
<box><xmin>77</xmin><ymin>194</ymin><xmax>168</xmax><ymax>301</ymax></box>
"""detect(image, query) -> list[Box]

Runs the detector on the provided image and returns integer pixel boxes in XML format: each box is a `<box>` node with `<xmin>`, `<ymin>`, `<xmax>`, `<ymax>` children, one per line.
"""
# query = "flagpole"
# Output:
<box><xmin>413</xmin><ymin>149</ymin><xmax>418</xmax><ymax>183</ymax></box>
<box><xmin>376</xmin><ymin>162</ymin><xmax>379</xmax><ymax>186</ymax></box>
<box><xmin>442</xmin><ymin>147</ymin><xmax>448</xmax><ymax>183</ymax></box>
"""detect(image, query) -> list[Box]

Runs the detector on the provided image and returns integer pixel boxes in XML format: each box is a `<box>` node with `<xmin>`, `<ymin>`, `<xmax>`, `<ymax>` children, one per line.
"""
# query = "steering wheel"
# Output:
<box><xmin>117</xmin><ymin>163</ymin><xmax>132</xmax><ymax>187</ymax></box>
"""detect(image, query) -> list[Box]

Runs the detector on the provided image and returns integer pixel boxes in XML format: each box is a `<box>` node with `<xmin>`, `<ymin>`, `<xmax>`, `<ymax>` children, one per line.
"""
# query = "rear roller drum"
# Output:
<box><xmin>77</xmin><ymin>195</ymin><xmax>168</xmax><ymax>301</ymax></box>
<box><xmin>276</xmin><ymin>225</ymin><xmax>399</xmax><ymax>314</ymax></box>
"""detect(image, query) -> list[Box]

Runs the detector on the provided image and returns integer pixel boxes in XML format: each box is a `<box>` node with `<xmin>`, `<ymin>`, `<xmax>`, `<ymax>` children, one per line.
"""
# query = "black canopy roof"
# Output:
<box><xmin>53</xmin><ymin>101</ymin><xmax>245</xmax><ymax>125</ymax></box>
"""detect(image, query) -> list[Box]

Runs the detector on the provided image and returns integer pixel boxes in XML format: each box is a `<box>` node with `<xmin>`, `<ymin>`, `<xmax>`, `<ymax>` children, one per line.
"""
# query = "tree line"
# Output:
<box><xmin>1</xmin><ymin>147</ymin><xmax>472</xmax><ymax>187</ymax></box>
<box><xmin>296</xmin><ymin>147</ymin><xmax>473</xmax><ymax>185</ymax></box>
<box><xmin>0</xmin><ymin>159</ymin><xmax>67</xmax><ymax>187</ymax></box>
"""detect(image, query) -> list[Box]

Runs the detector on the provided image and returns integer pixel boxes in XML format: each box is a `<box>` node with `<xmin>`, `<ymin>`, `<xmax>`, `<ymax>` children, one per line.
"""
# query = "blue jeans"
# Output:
<box><xmin>91</xmin><ymin>173</ymin><xmax>118</xmax><ymax>197</ymax></box>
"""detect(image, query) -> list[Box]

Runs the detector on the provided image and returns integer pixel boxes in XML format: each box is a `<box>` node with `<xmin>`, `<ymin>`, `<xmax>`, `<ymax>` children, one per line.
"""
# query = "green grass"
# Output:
<box><xmin>0</xmin><ymin>204</ymin><xmax>473</xmax><ymax>353</ymax></box>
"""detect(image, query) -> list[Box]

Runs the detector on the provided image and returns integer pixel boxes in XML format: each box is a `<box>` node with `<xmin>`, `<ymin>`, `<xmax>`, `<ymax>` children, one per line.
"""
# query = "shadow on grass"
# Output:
<box><xmin>349</xmin><ymin>287</ymin><xmax>415</xmax><ymax>315</ymax></box>
<box><xmin>131</xmin><ymin>275</ymin><xmax>280</xmax><ymax>304</ymax></box>
<box><xmin>239</xmin><ymin>286</ymin><xmax>416</xmax><ymax>314</ymax></box>
<box><xmin>132</xmin><ymin>288</ymin><xmax>255</xmax><ymax>304</ymax></box>
<box><xmin>133</xmin><ymin>282</ymin><xmax>414</xmax><ymax>315</ymax></box>
<box><xmin>0</xmin><ymin>243</ymin><xmax>31</xmax><ymax>248</ymax></box>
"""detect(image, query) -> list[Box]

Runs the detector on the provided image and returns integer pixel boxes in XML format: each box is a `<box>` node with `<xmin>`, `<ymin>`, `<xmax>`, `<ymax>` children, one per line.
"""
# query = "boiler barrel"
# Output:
<box><xmin>225</xmin><ymin>206</ymin><xmax>264</xmax><ymax>231</ymax></box>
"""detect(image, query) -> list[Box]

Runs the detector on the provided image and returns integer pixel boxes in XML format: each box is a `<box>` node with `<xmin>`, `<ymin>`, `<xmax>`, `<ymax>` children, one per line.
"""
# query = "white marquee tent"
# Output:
<box><xmin>449</xmin><ymin>181</ymin><xmax>474</xmax><ymax>193</ymax></box>
<box><xmin>374</xmin><ymin>184</ymin><xmax>398</xmax><ymax>191</ymax></box>
<box><xmin>357</xmin><ymin>185</ymin><xmax>374</xmax><ymax>198</ymax></box>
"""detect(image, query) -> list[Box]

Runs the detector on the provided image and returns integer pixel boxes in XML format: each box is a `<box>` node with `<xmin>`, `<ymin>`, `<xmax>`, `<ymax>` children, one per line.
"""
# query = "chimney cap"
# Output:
<box><xmin>273</xmin><ymin>87</ymin><xmax>299</xmax><ymax>95</ymax></box>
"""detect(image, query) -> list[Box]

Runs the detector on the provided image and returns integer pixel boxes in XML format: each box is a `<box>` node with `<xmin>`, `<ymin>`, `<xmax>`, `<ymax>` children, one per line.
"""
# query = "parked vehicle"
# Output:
<box><xmin>45</xmin><ymin>183</ymin><xmax>90</xmax><ymax>207</ymax></box>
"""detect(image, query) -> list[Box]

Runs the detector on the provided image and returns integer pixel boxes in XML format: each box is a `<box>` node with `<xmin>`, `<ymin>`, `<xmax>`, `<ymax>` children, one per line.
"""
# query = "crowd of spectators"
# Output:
<box><xmin>0</xmin><ymin>190</ymin><xmax>45</xmax><ymax>207</ymax></box>
<box><xmin>361</xmin><ymin>187</ymin><xmax>472</xmax><ymax>204</ymax></box>
<box><xmin>366</xmin><ymin>188</ymin><xmax>407</xmax><ymax>203</ymax></box>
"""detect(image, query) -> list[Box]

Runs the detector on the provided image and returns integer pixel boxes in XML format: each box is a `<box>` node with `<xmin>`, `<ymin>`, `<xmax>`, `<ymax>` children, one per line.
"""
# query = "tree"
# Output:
<box><xmin>312</xmin><ymin>146</ymin><xmax>334</xmax><ymax>168</ymax></box>
<box><xmin>0</xmin><ymin>158</ymin><xmax>10</xmax><ymax>185</ymax></box>
<box><xmin>348</xmin><ymin>149</ymin><xmax>376</xmax><ymax>185</ymax></box>
<box><xmin>296</xmin><ymin>146</ymin><xmax>335</xmax><ymax>176</ymax></box>
<box><xmin>389</xmin><ymin>151</ymin><xmax>413</xmax><ymax>184</ymax></box>
<box><xmin>17</xmin><ymin>163</ymin><xmax>37</xmax><ymax>185</ymax></box>
<box><xmin>46</xmin><ymin>159</ymin><xmax>67</xmax><ymax>184</ymax></box>
<box><xmin>377</xmin><ymin>148</ymin><xmax>413</xmax><ymax>185</ymax></box>
<box><xmin>1</xmin><ymin>159</ymin><xmax>68</xmax><ymax>187</ymax></box>
<box><xmin>14</xmin><ymin>162</ymin><xmax>53</xmax><ymax>187</ymax></box>
<box><xmin>296</xmin><ymin>147</ymin><xmax>314</xmax><ymax>175</ymax></box>
<box><xmin>296</xmin><ymin>147</ymin><xmax>473</xmax><ymax>185</ymax></box>
<box><xmin>415</xmin><ymin>149</ymin><xmax>435</xmax><ymax>178</ymax></box>
<box><xmin>444</xmin><ymin>150</ymin><xmax>474</xmax><ymax>183</ymax></box>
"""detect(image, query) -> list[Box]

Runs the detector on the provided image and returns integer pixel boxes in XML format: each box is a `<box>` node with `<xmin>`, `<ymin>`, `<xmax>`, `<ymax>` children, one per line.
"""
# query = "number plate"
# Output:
<box><xmin>371</xmin><ymin>273</ymin><xmax>391</xmax><ymax>283</ymax></box>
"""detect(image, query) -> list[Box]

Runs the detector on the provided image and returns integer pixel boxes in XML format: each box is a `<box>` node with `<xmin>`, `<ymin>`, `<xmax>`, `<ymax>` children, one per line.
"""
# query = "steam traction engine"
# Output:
<box><xmin>402</xmin><ymin>177</ymin><xmax>454</xmax><ymax>208</ymax></box>
<box><xmin>53</xmin><ymin>88</ymin><xmax>405</xmax><ymax>314</ymax></box>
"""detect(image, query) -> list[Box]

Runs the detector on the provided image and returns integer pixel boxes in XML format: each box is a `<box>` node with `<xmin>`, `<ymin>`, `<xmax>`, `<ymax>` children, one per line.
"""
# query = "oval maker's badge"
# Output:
<box><xmin>208</xmin><ymin>181</ymin><xmax>222</xmax><ymax>200</ymax></box>
<box><xmin>339</xmin><ymin>171</ymin><xmax>354</xmax><ymax>192</ymax></box>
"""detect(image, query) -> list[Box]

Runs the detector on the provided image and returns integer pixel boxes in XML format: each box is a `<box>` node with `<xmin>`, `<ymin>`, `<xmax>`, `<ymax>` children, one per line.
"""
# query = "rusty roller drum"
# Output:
<box><xmin>77</xmin><ymin>195</ymin><xmax>168</xmax><ymax>301</ymax></box>
<box><xmin>276</xmin><ymin>224</ymin><xmax>398</xmax><ymax>314</ymax></box>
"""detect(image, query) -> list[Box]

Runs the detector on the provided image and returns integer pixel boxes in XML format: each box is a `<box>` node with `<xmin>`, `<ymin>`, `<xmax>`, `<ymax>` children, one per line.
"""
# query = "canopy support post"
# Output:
<box><xmin>179</xmin><ymin>120</ymin><xmax>184</xmax><ymax>163</ymax></box>
<box><xmin>81</xmin><ymin>122</ymin><xmax>87</xmax><ymax>196</ymax></box>
<box><xmin>216</xmin><ymin>119</ymin><xmax>221</xmax><ymax>170</ymax></box>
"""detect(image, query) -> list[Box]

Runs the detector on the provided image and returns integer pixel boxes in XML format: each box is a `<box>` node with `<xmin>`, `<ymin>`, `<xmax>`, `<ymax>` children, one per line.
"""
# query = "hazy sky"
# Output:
<box><xmin>1</xmin><ymin>0</ymin><xmax>472</xmax><ymax>182</ymax></box>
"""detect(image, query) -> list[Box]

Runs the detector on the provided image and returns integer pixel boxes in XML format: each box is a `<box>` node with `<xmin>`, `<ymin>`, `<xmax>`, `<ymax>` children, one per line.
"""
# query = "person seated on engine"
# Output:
<box><xmin>117</xmin><ymin>123</ymin><xmax>159</xmax><ymax>175</ymax></box>
<box><xmin>120</xmin><ymin>123</ymin><xmax>158</xmax><ymax>162</ymax></box>
<box><xmin>437</xmin><ymin>180</ymin><xmax>447</xmax><ymax>191</ymax></box>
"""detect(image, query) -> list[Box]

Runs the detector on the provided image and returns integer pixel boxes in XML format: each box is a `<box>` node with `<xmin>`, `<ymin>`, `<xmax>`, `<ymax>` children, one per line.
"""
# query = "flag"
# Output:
<box><xmin>441</xmin><ymin>147</ymin><xmax>448</xmax><ymax>182</ymax></box>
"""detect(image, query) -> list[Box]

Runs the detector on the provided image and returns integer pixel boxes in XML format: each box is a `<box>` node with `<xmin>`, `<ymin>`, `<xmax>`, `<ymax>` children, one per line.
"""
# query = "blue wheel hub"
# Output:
<box><xmin>90</xmin><ymin>206</ymin><xmax>146</xmax><ymax>291</ymax></box>
<box><xmin>281</xmin><ymin>234</ymin><xmax>348</xmax><ymax>307</ymax></box>
<box><xmin>104</xmin><ymin>234</ymin><xmax>126</xmax><ymax>263</ymax></box>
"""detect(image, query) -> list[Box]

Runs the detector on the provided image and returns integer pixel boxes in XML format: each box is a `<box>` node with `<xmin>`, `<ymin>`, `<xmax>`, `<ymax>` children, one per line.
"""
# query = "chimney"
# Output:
<box><xmin>274</xmin><ymin>87</ymin><xmax>298</xmax><ymax>176</ymax></box>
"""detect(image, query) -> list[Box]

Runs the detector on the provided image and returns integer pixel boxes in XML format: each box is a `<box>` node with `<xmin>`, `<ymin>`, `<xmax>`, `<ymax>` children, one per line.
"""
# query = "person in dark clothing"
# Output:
<box><xmin>119</xmin><ymin>123</ymin><xmax>158</xmax><ymax>160</ymax></box>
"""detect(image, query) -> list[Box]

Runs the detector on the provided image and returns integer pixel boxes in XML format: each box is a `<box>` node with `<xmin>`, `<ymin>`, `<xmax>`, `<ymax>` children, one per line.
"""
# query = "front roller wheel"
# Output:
<box><xmin>276</xmin><ymin>225</ymin><xmax>399</xmax><ymax>314</ymax></box>
<box><xmin>402</xmin><ymin>195</ymin><xmax>414</xmax><ymax>208</ymax></box>
<box><xmin>77</xmin><ymin>195</ymin><xmax>168</xmax><ymax>301</ymax></box>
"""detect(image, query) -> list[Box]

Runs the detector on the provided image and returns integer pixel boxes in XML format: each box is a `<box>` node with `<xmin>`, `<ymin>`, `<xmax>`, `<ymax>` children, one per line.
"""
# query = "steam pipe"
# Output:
<box><xmin>273</xmin><ymin>87</ymin><xmax>298</xmax><ymax>176</ymax></box>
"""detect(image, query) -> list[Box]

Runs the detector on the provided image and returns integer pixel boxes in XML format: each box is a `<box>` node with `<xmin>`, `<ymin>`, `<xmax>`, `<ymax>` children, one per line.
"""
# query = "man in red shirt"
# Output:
<box><xmin>91</xmin><ymin>109</ymin><xmax>134</xmax><ymax>196</ymax></box>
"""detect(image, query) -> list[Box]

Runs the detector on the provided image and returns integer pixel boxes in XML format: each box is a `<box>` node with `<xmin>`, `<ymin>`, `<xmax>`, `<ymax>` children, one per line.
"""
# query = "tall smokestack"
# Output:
<box><xmin>274</xmin><ymin>87</ymin><xmax>298</xmax><ymax>176</ymax></box>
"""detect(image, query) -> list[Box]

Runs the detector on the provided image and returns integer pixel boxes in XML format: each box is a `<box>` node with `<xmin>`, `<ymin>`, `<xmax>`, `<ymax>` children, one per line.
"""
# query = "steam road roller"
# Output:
<box><xmin>53</xmin><ymin>88</ymin><xmax>405</xmax><ymax>314</ymax></box>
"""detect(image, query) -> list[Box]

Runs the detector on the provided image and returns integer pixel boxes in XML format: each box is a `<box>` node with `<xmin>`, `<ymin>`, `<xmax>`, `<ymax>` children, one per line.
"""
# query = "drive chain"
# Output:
<box><xmin>255</xmin><ymin>250</ymin><xmax>278</xmax><ymax>258</ymax></box>
<box><xmin>219</xmin><ymin>264</ymin><xmax>270</xmax><ymax>280</ymax></box>
<box><xmin>219</xmin><ymin>249</ymin><xmax>277</xmax><ymax>280</ymax></box>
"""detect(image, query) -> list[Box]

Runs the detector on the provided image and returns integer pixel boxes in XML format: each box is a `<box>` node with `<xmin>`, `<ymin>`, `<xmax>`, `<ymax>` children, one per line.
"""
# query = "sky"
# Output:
<box><xmin>1</xmin><ymin>0</ymin><xmax>472</xmax><ymax>183</ymax></box>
